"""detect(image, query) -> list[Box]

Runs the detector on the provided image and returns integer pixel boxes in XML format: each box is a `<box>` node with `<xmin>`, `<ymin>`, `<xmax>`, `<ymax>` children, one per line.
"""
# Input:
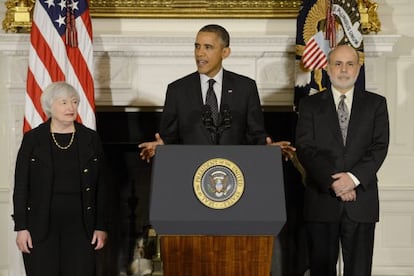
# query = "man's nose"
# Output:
<box><xmin>196</xmin><ymin>48</ymin><xmax>205</xmax><ymax>56</ymax></box>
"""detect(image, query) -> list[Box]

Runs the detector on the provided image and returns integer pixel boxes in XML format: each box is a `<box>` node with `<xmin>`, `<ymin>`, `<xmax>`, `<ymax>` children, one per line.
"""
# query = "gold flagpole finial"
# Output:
<box><xmin>2</xmin><ymin>0</ymin><xmax>35</xmax><ymax>33</ymax></box>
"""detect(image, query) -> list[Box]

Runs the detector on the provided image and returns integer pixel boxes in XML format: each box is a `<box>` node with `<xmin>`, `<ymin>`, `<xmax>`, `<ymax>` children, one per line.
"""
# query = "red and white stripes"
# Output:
<box><xmin>24</xmin><ymin>0</ymin><xmax>95</xmax><ymax>133</ymax></box>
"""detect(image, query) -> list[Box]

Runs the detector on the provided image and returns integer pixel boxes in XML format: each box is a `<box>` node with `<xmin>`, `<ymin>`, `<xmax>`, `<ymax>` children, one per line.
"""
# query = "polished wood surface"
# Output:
<box><xmin>160</xmin><ymin>235</ymin><xmax>274</xmax><ymax>276</ymax></box>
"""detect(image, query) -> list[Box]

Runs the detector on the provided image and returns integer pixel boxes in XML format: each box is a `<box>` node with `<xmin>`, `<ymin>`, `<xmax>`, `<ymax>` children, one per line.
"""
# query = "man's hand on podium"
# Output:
<box><xmin>266</xmin><ymin>137</ymin><xmax>296</xmax><ymax>161</ymax></box>
<box><xmin>139</xmin><ymin>133</ymin><xmax>164</xmax><ymax>163</ymax></box>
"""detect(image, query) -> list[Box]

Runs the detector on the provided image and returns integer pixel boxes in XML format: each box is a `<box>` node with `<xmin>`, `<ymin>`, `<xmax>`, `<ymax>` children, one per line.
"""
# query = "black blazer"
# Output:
<box><xmin>13</xmin><ymin>120</ymin><xmax>108</xmax><ymax>241</ymax></box>
<box><xmin>159</xmin><ymin>69</ymin><xmax>268</xmax><ymax>145</ymax></box>
<box><xmin>295</xmin><ymin>88</ymin><xmax>389</xmax><ymax>223</ymax></box>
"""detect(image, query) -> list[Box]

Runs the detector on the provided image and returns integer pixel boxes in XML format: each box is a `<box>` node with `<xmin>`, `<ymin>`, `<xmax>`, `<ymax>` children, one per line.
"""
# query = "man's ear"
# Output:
<box><xmin>222</xmin><ymin>47</ymin><xmax>231</xmax><ymax>59</ymax></box>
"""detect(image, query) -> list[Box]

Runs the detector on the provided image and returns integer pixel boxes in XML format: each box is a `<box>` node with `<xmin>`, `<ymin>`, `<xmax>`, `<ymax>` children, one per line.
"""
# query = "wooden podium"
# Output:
<box><xmin>150</xmin><ymin>145</ymin><xmax>286</xmax><ymax>276</ymax></box>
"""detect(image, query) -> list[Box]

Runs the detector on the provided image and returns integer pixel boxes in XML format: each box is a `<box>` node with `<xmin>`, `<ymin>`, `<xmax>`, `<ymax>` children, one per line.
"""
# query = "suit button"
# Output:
<box><xmin>85</xmin><ymin>187</ymin><xmax>91</xmax><ymax>192</ymax></box>
<box><xmin>87</xmin><ymin>206</ymin><xmax>92</xmax><ymax>210</ymax></box>
<box><xmin>83</xmin><ymin>168</ymin><xmax>89</xmax><ymax>173</ymax></box>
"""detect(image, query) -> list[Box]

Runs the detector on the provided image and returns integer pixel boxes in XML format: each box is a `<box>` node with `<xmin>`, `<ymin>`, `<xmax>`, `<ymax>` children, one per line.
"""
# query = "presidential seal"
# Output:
<box><xmin>193</xmin><ymin>158</ymin><xmax>244</xmax><ymax>209</ymax></box>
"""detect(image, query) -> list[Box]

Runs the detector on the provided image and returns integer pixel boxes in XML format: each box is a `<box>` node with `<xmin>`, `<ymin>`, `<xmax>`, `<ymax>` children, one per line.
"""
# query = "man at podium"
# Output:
<box><xmin>139</xmin><ymin>24</ymin><xmax>297</xmax><ymax>276</ymax></box>
<box><xmin>138</xmin><ymin>24</ymin><xmax>295</xmax><ymax>161</ymax></box>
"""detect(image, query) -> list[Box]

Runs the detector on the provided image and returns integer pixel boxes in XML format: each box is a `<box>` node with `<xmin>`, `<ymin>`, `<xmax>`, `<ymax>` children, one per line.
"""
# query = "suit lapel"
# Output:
<box><xmin>187</xmin><ymin>72</ymin><xmax>204</xmax><ymax>108</ymax></box>
<box><xmin>347</xmin><ymin>88</ymin><xmax>365</xmax><ymax>143</ymax></box>
<box><xmin>36</xmin><ymin>120</ymin><xmax>53</xmax><ymax>168</ymax></box>
<box><xmin>220</xmin><ymin>70</ymin><xmax>233</xmax><ymax>111</ymax></box>
<box><xmin>186</xmin><ymin>72</ymin><xmax>215</xmax><ymax>143</ymax></box>
<box><xmin>75</xmin><ymin>123</ymin><xmax>95</xmax><ymax>169</ymax></box>
<box><xmin>321</xmin><ymin>89</ymin><xmax>344</xmax><ymax>145</ymax></box>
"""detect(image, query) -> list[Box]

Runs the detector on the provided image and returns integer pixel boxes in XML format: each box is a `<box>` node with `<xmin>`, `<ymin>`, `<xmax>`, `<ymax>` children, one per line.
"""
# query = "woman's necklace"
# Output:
<box><xmin>51</xmin><ymin>130</ymin><xmax>75</xmax><ymax>150</ymax></box>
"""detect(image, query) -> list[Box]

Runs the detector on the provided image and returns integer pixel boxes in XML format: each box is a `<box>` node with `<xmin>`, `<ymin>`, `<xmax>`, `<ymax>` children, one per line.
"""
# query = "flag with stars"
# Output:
<box><xmin>294</xmin><ymin>0</ymin><xmax>366</xmax><ymax>111</ymax></box>
<box><xmin>24</xmin><ymin>0</ymin><xmax>95</xmax><ymax>133</ymax></box>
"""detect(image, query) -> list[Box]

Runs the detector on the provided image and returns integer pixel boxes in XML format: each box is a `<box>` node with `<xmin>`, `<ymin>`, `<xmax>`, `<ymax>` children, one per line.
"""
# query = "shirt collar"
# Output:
<box><xmin>332</xmin><ymin>85</ymin><xmax>354</xmax><ymax>101</ymax></box>
<box><xmin>331</xmin><ymin>86</ymin><xmax>355</xmax><ymax>110</ymax></box>
<box><xmin>200</xmin><ymin>68</ymin><xmax>224</xmax><ymax>85</ymax></box>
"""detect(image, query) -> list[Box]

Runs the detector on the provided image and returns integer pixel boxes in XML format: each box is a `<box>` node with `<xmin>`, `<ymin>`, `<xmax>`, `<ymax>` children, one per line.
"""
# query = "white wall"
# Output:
<box><xmin>0</xmin><ymin>0</ymin><xmax>413</xmax><ymax>275</ymax></box>
<box><xmin>370</xmin><ymin>1</ymin><xmax>414</xmax><ymax>274</ymax></box>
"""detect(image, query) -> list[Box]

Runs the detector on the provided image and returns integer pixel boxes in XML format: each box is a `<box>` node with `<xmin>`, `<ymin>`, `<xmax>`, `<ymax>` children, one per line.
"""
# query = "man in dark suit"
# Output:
<box><xmin>139</xmin><ymin>24</ymin><xmax>295</xmax><ymax>276</ymax></box>
<box><xmin>139</xmin><ymin>24</ymin><xmax>295</xmax><ymax>160</ymax></box>
<box><xmin>295</xmin><ymin>44</ymin><xmax>390</xmax><ymax>276</ymax></box>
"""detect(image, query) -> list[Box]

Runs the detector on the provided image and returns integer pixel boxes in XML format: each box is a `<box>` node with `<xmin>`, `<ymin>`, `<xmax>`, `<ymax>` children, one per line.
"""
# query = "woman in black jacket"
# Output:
<box><xmin>13</xmin><ymin>81</ymin><xmax>109</xmax><ymax>276</ymax></box>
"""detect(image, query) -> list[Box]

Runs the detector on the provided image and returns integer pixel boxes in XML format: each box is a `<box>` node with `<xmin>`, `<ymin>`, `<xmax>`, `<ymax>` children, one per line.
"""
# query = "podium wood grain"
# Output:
<box><xmin>160</xmin><ymin>235</ymin><xmax>274</xmax><ymax>276</ymax></box>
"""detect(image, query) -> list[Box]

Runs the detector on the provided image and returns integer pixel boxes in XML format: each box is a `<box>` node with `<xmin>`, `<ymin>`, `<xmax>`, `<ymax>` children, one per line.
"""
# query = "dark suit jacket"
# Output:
<box><xmin>159</xmin><ymin>69</ymin><xmax>268</xmax><ymax>145</ymax></box>
<box><xmin>13</xmin><ymin>120</ymin><xmax>109</xmax><ymax>242</ymax></box>
<box><xmin>295</xmin><ymin>88</ymin><xmax>389</xmax><ymax>223</ymax></box>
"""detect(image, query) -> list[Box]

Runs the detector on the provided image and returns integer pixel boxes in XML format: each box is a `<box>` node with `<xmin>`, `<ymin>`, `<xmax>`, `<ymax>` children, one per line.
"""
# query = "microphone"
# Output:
<box><xmin>220</xmin><ymin>104</ymin><xmax>232</xmax><ymax>130</ymax></box>
<box><xmin>202</xmin><ymin>104</ymin><xmax>217</xmax><ymax>144</ymax></box>
<box><xmin>214</xmin><ymin>104</ymin><xmax>232</xmax><ymax>144</ymax></box>
<box><xmin>202</xmin><ymin>104</ymin><xmax>231</xmax><ymax>144</ymax></box>
<box><xmin>202</xmin><ymin>104</ymin><xmax>213</xmax><ymax>128</ymax></box>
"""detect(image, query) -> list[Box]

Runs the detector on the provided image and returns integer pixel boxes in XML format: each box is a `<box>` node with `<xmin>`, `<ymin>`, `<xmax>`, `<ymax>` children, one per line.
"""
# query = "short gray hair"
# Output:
<box><xmin>40</xmin><ymin>82</ymin><xmax>80</xmax><ymax>118</ymax></box>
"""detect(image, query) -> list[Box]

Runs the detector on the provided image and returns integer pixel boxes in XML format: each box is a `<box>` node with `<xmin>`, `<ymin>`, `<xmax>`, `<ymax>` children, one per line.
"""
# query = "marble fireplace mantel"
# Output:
<box><xmin>0</xmin><ymin>33</ymin><xmax>400</xmax><ymax>109</ymax></box>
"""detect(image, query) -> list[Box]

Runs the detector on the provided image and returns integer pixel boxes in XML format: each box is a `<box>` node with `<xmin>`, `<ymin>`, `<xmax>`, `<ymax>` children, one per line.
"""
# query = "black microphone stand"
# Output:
<box><xmin>202</xmin><ymin>105</ymin><xmax>218</xmax><ymax>144</ymax></box>
<box><xmin>202</xmin><ymin>105</ymin><xmax>232</xmax><ymax>145</ymax></box>
<box><xmin>216</xmin><ymin>105</ymin><xmax>232</xmax><ymax>140</ymax></box>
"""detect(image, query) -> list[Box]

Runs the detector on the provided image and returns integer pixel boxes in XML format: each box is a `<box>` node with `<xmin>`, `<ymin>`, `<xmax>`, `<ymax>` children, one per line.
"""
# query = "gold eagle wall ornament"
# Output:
<box><xmin>358</xmin><ymin>0</ymin><xmax>381</xmax><ymax>34</ymax></box>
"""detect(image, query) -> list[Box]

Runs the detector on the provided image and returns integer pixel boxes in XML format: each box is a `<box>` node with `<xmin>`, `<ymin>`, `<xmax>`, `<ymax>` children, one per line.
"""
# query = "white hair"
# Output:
<box><xmin>40</xmin><ymin>82</ymin><xmax>80</xmax><ymax>118</ymax></box>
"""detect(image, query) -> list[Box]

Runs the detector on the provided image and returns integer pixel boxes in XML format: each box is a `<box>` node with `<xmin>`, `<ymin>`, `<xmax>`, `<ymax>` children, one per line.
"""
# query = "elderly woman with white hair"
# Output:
<box><xmin>13</xmin><ymin>81</ymin><xmax>109</xmax><ymax>276</ymax></box>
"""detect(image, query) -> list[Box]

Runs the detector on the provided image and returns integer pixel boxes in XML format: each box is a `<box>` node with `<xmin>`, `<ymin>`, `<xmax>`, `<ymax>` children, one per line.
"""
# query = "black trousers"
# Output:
<box><xmin>306</xmin><ymin>212</ymin><xmax>375</xmax><ymax>276</ymax></box>
<box><xmin>23</xmin><ymin>194</ymin><xmax>96</xmax><ymax>276</ymax></box>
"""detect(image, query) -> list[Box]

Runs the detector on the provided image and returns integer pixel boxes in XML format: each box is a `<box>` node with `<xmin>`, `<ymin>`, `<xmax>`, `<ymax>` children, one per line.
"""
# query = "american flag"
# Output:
<box><xmin>302</xmin><ymin>31</ymin><xmax>330</xmax><ymax>70</ymax></box>
<box><xmin>24</xmin><ymin>0</ymin><xmax>95</xmax><ymax>133</ymax></box>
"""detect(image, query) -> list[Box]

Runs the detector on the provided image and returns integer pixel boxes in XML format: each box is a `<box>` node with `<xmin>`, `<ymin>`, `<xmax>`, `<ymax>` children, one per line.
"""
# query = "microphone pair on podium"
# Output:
<box><xmin>202</xmin><ymin>104</ymin><xmax>232</xmax><ymax>145</ymax></box>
